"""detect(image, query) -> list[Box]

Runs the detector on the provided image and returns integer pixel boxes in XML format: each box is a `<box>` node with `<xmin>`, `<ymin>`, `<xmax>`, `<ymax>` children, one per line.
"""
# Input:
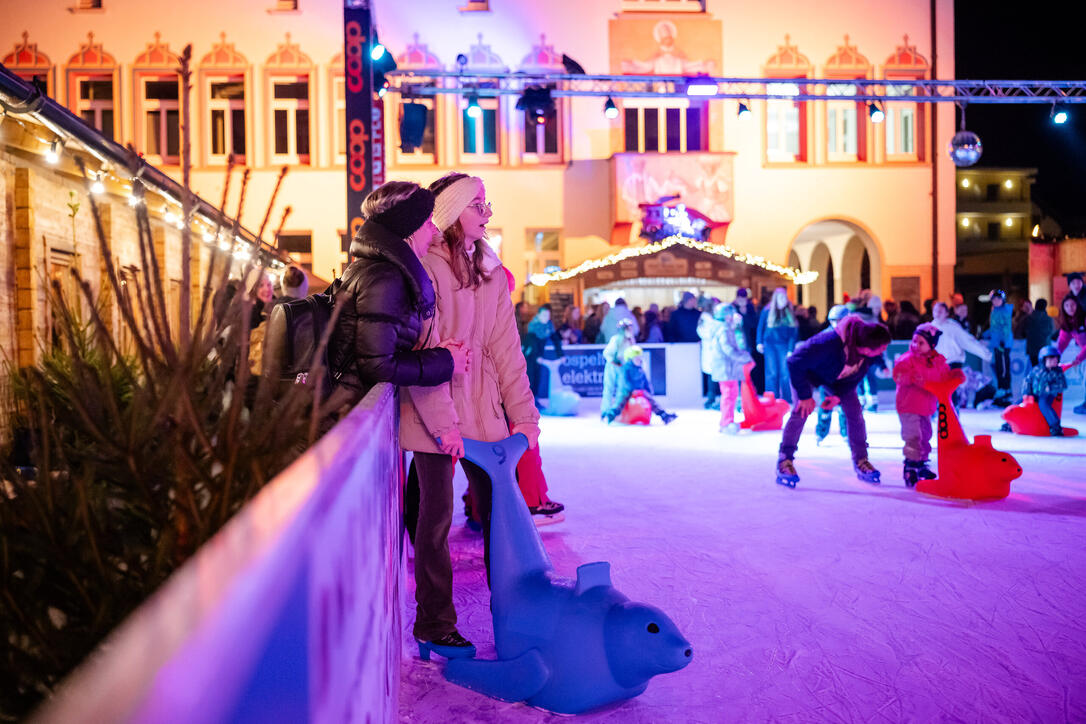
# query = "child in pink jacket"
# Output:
<box><xmin>892</xmin><ymin>323</ymin><xmax>962</xmax><ymax>487</ymax></box>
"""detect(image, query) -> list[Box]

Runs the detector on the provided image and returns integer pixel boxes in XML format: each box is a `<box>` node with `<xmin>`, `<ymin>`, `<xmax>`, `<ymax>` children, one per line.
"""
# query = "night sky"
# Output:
<box><xmin>955</xmin><ymin>0</ymin><xmax>1086</xmax><ymax>234</ymax></box>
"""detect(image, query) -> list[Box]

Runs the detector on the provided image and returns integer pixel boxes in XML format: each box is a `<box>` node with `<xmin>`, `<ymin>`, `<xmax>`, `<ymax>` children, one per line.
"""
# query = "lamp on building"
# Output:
<box><xmin>603</xmin><ymin>96</ymin><xmax>619</xmax><ymax>119</ymax></box>
<box><xmin>961</xmin><ymin>217</ymin><xmax>971</xmax><ymax>228</ymax></box>
<box><xmin>466</xmin><ymin>94</ymin><xmax>482</xmax><ymax>119</ymax></box>
<box><xmin>90</xmin><ymin>172</ymin><xmax>105</xmax><ymax>195</ymax></box>
<box><xmin>868</xmin><ymin>102</ymin><xmax>885</xmax><ymax>123</ymax></box>
<box><xmin>961</xmin><ymin>178</ymin><xmax>971</xmax><ymax>188</ymax></box>
<box><xmin>1004</xmin><ymin>179</ymin><xmax>1013</xmax><ymax>189</ymax></box>
<box><xmin>1004</xmin><ymin>217</ymin><xmax>1014</xmax><ymax>227</ymax></box>
<box><xmin>400</xmin><ymin>102</ymin><xmax>428</xmax><ymax>152</ymax></box>
<box><xmin>45</xmin><ymin>140</ymin><xmax>60</xmax><ymax>164</ymax></box>
<box><xmin>737</xmin><ymin>101</ymin><xmax>751</xmax><ymax>119</ymax></box>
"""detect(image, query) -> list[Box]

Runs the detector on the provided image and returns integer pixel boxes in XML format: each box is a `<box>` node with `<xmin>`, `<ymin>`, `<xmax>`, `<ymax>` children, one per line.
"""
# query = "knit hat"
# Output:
<box><xmin>913</xmin><ymin>322</ymin><xmax>942</xmax><ymax>349</ymax></box>
<box><xmin>735</xmin><ymin>288</ymin><xmax>749</xmax><ymax>299</ymax></box>
<box><xmin>623</xmin><ymin>345</ymin><xmax>644</xmax><ymax>362</ymax></box>
<box><xmin>713</xmin><ymin>302</ymin><xmax>736</xmax><ymax>321</ymax></box>
<box><xmin>1067</xmin><ymin>271</ymin><xmax>1084</xmax><ymax>283</ymax></box>
<box><xmin>431</xmin><ymin>175</ymin><xmax>484</xmax><ymax>232</ymax></box>
<box><xmin>827</xmin><ymin>304</ymin><xmax>850</xmax><ymax>324</ymax></box>
<box><xmin>681</xmin><ymin>291</ymin><xmax>696</xmax><ymax>305</ymax></box>
<box><xmin>366</xmin><ymin>186</ymin><xmax>435</xmax><ymax>240</ymax></box>
<box><xmin>1039</xmin><ymin>344</ymin><xmax>1060</xmax><ymax>360</ymax></box>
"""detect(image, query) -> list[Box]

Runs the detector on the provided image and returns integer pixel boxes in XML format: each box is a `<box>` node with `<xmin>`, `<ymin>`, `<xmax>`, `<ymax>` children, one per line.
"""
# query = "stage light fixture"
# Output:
<box><xmin>400</xmin><ymin>102</ymin><xmax>428</xmax><ymax>151</ymax></box>
<box><xmin>1052</xmin><ymin>104</ymin><xmax>1069</xmax><ymax>124</ymax></box>
<box><xmin>868</xmin><ymin>102</ymin><xmax>885</xmax><ymax>123</ymax></box>
<box><xmin>516</xmin><ymin>86</ymin><xmax>555</xmax><ymax>122</ymax></box>
<box><xmin>561</xmin><ymin>54</ymin><xmax>586</xmax><ymax>75</ymax></box>
<box><xmin>372</xmin><ymin>42</ymin><xmax>397</xmax><ymax>98</ymax></box>
<box><xmin>466</xmin><ymin>94</ymin><xmax>482</xmax><ymax>119</ymax></box>
<box><xmin>371</xmin><ymin>43</ymin><xmax>386</xmax><ymax>61</ymax></box>
<box><xmin>737</xmin><ymin>101</ymin><xmax>751</xmax><ymax>119</ymax></box>
<box><xmin>604</xmin><ymin>97</ymin><xmax>619</xmax><ymax>119</ymax></box>
<box><xmin>685</xmin><ymin>77</ymin><xmax>717</xmax><ymax>96</ymax></box>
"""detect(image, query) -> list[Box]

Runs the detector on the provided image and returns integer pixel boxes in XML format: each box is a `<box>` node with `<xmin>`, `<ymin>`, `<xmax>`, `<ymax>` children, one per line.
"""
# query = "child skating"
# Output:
<box><xmin>775</xmin><ymin>316</ymin><xmax>891</xmax><ymax>487</ymax></box>
<box><xmin>708</xmin><ymin>302</ymin><xmax>752</xmax><ymax>434</ymax></box>
<box><xmin>601</xmin><ymin>346</ymin><xmax>677</xmax><ymax>425</ymax></box>
<box><xmin>892</xmin><ymin>323</ymin><xmax>961</xmax><ymax>487</ymax></box>
<box><xmin>1023</xmin><ymin>345</ymin><xmax>1070</xmax><ymax>437</ymax></box>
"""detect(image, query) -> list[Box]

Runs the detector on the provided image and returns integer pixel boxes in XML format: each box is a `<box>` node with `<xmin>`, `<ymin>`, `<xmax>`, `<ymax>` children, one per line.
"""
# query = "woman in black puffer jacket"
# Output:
<box><xmin>330</xmin><ymin>181</ymin><xmax>468</xmax><ymax>401</ymax></box>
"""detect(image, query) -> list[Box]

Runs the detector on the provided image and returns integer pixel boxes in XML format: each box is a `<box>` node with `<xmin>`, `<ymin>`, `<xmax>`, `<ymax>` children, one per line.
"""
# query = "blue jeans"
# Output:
<box><xmin>1037</xmin><ymin>394</ymin><xmax>1060</xmax><ymax>430</ymax></box>
<box><xmin>779</xmin><ymin>384</ymin><xmax>868</xmax><ymax>463</ymax></box>
<box><xmin>764</xmin><ymin>343</ymin><xmax>792</xmax><ymax>403</ymax></box>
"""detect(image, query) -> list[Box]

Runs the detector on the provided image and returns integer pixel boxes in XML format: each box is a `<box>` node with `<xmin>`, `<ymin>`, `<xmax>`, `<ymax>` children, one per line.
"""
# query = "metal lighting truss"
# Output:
<box><xmin>387</xmin><ymin>70</ymin><xmax>1086</xmax><ymax>104</ymax></box>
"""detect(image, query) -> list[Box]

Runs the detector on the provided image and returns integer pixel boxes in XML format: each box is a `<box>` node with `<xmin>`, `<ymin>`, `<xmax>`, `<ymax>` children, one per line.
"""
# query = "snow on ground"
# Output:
<box><xmin>400</xmin><ymin>397</ymin><xmax>1086</xmax><ymax>722</ymax></box>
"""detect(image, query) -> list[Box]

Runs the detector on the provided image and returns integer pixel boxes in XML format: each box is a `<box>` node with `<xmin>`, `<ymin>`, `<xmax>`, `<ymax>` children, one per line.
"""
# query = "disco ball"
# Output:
<box><xmin>948</xmin><ymin>130</ymin><xmax>983</xmax><ymax>167</ymax></box>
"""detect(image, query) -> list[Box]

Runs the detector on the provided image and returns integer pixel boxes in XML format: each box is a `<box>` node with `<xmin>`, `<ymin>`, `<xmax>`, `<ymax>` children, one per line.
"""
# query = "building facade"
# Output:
<box><xmin>2</xmin><ymin>0</ymin><xmax>957</xmax><ymax>311</ymax></box>
<box><xmin>954</xmin><ymin>166</ymin><xmax>1034</xmax><ymax>303</ymax></box>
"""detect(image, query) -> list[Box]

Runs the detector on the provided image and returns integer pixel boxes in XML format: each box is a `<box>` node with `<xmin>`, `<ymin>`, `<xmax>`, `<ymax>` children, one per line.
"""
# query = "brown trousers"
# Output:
<box><xmin>410</xmin><ymin>451</ymin><xmax>492</xmax><ymax>641</ymax></box>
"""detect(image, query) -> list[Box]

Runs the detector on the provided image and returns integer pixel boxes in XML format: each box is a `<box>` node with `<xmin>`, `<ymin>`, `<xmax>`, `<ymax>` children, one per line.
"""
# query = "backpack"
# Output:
<box><xmin>262</xmin><ymin>266</ymin><xmax>358</xmax><ymax>396</ymax></box>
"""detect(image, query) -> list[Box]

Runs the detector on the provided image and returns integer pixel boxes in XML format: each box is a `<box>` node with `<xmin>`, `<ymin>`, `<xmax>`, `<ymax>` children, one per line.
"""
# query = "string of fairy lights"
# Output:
<box><xmin>1</xmin><ymin>107</ymin><xmax>287</xmax><ymax>272</ymax></box>
<box><xmin>527</xmin><ymin>235</ymin><xmax>820</xmax><ymax>288</ymax></box>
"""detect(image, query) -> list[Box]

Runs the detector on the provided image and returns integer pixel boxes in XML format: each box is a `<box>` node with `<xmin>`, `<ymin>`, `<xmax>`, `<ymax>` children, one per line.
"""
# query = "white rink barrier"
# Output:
<box><xmin>34</xmin><ymin>384</ymin><xmax>403</xmax><ymax>724</ymax></box>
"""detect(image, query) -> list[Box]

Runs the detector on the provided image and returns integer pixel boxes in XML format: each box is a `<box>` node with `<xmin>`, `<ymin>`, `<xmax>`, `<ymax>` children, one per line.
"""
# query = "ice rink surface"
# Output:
<box><xmin>400</xmin><ymin>399</ymin><xmax>1086</xmax><ymax>722</ymax></box>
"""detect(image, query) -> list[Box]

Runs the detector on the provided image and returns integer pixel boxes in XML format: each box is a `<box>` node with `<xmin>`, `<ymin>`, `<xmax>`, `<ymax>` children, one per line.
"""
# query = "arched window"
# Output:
<box><xmin>4</xmin><ymin>32</ymin><xmax>53</xmax><ymax>96</ymax></box>
<box><xmin>199</xmin><ymin>33</ymin><xmax>250</xmax><ymax>165</ymax></box>
<box><xmin>882</xmin><ymin>35</ymin><xmax>929</xmax><ymax>162</ymax></box>
<box><xmin>265</xmin><ymin>33</ymin><xmax>314</xmax><ymax>165</ymax></box>
<box><xmin>823</xmin><ymin>35</ymin><xmax>871</xmax><ymax>163</ymax></box>
<box><xmin>392</xmin><ymin>33</ymin><xmax>443</xmax><ymax>166</ymax></box>
<box><xmin>763</xmin><ymin>35</ymin><xmax>811</xmax><ymax>164</ymax></box>
<box><xmin>66</xmin><ymin>32</ymin><xmax>119</xmax><ymax>141</ymax></box>
<box><xmin>133</xmin><ymin>33</ymin><xmax>183</xmax><ymax>165</ymax></box>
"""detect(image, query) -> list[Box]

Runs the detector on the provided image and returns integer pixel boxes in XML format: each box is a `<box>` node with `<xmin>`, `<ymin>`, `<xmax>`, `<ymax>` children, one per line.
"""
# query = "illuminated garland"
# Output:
<box><xmin>527</xmin><ymin>235</ymin><xmax>819</xmax><ymax>287</ymax></box>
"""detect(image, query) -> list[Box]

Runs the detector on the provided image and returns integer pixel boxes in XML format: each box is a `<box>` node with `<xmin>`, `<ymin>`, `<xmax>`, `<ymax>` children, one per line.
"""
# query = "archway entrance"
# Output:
<box><xmin>787</xmin><ymin>220</ymin><xmax>882</xmax><ymax>315</ymax></box>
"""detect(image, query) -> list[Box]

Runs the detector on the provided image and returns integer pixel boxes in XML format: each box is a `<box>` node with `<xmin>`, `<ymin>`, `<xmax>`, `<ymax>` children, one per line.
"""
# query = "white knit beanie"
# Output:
<box><xmin>432</xmin><ymin>176</ymin><xmax>484</xmax><ymax>232</ymax></box>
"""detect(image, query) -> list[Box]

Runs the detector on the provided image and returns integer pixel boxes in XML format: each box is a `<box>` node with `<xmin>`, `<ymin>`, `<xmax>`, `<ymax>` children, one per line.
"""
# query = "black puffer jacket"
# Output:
<box><xmin>329</xmin><ymin>219</ymin><xmax>453</xmax><ymax>396</ymax></box>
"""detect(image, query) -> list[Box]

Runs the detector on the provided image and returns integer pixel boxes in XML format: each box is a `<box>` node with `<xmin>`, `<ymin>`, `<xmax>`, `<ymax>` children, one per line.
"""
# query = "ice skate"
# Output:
<box><xmin>530</xmin><ymin>499</ymin><xmax>565</xmax><ymax>526</ymax></box>
<box><xmin>776</xmin><ymin>458</ymin><xmax>799</xmax><ymax>488</ymax></box>
<box><xmin>659</xmin><ymin>411</ymin><xmax>678</xmax><ymax>425</ymax></box>
<box><xmin>719</xmin><ymin>422</ymin><xmax>740</xmax><ymax>435</ymax></box>
<box><xmin>854</xmin><ymin>458</ymin><xmax>881</xmax><ymax>484</ymax></box>
<box><xmin>903</xmin><ymin>459</ymin><xmax>934</xmax><ymax>488</ymax></box>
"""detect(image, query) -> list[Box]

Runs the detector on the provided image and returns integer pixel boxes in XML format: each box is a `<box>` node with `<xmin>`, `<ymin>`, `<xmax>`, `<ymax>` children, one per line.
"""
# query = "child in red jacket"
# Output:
<box><xmin>892</xmin><ymin>323</ymin><xmax>962</xmax><ymax>487</ymax></box>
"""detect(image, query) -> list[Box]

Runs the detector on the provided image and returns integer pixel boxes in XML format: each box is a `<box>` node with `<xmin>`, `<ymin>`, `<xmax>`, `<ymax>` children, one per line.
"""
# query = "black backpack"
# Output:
<box><xmin>262</xmin><ymin>267</ymin><xmax>357</xmax><ymax>396</ymax></box>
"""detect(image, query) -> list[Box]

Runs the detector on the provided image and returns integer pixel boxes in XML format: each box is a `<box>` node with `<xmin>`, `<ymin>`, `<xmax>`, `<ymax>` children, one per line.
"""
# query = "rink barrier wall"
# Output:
<box><xmin>33</xmin><ymin>383</ymin><xmax>404</xmax><ymax>724</ymax></box>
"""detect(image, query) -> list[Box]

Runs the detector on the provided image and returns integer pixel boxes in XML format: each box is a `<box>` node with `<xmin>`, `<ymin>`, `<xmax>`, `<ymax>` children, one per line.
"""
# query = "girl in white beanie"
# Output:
<box><xmin>400</xmin><ymin>172</ymin><xmax>540</xmax><ymax>660</ymax></box>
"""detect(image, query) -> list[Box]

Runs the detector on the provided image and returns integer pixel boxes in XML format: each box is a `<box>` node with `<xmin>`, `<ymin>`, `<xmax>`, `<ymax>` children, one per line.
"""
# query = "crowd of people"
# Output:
<box><xmin>229</xmin><ymin>171</ymin><xmax>1084</xmax><ymax>663</ymax></box>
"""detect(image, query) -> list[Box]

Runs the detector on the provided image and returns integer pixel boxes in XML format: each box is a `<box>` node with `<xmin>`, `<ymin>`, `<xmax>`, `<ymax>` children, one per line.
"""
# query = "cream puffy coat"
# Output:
<box><xmin>400</xmin><ymin>241</ymin><xmax>539</xmax><ymax>453</ymax></box>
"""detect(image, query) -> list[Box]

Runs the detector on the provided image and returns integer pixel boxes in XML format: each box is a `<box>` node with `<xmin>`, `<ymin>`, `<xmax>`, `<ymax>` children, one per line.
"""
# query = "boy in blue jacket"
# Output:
<box><xmin>776</xmin><ymin>317</ymin><xmax>892</xmax><ymax>487</ymax></box>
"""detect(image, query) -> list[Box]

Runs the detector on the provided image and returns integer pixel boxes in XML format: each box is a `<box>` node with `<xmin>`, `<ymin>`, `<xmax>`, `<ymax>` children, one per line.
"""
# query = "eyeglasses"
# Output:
<box><xmin>469</xmin><ymin>201</ymin><xmax>492</xmax><ymax>213</ymax></box>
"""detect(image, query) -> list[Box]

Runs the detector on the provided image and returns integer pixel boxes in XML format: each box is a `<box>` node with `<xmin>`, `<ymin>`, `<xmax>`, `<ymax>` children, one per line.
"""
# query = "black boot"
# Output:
<box><xmin>903</xmin><ymin>461</ymin><xmax>919</xmax><ymax>488</ymax></box>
